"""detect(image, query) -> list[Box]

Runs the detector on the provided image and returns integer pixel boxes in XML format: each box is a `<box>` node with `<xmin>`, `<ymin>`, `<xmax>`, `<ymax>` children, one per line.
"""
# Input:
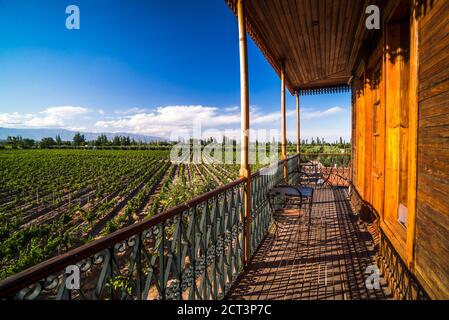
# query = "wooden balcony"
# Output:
<box><xmin>0</xmin><ymin>154</ymin><xmax>406</xmax><ymax>300</ymax></box>
<box><xmin>228</xmin><ymin>187</ymin><xmax>391</xmax><ymax>300</ymax></box>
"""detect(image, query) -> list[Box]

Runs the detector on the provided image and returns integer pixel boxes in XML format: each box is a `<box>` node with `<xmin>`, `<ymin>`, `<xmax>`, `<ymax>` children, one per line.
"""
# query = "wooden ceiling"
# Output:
<box><xmin>226</xmin><ymin>0</ymin><xmax>372</xmax><ymax>94</ymax></box>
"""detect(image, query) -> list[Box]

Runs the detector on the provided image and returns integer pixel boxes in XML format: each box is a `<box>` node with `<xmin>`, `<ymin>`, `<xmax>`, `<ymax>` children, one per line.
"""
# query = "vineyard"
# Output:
<box><xmin>0</xmin><ymin>149</ymin><xmax>263</xmax><ymax>280</ymax></box>
<box><xmin>0</xmin><ymin>145</ymin><xmax>350</xmax><ymax>281</ymax></box>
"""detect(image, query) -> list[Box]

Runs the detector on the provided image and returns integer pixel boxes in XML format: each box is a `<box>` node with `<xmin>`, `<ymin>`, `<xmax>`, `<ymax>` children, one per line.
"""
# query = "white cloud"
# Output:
<box><xmin>0</xmin><ymin>106</ymin><xmax>90</xmax><ymax>128</ymax></box>
<box><xmin>250</xmin><ymin>106</ymin><xmax>343</xmax><ymax>125</ymax></box>
<box><xmin>0</xmin><ymin>104</ymin><xmax>347</xmax><ymax>141</ymax></box>
<box><xmin>66</xmin><ymin>126</ymin><xmax>87</xmax><ymax>132</ymax></box>
<box><xmin>94</xmin><ymin>105</ymin><xmax>345</xmax><ymax>138</ymax></box>
<box><xmin>96</xmin><ymin>105</ymin><xmax>242</xmax><ymax>136</ymax></box>
<box><xmin>302</xmin><ymin>106</ymin><xmax>343</xmax><ymax>119</ymax></box>
<box><xmin>24</xmin><ymin>116</ymin><xmax>64</xmax><ymax>127</ymax></box>
<box><xmin>225</xmin><ymin>106</ymin><xmax>239</xmax><ymax>112</ymax></box>
<box><xmin>114</xmin><ymin>107</ymin><xmax>150</xmax><ymax>115</ymax></box>
<box><xmin>41</xmin><ymin>106</ymin><xmax>89</xmax><ymax>118</ymax></box>
<box><xmin>0</xmin><ymin>112</ymin><xmax>34</xmax><ymax>126</ymax></box>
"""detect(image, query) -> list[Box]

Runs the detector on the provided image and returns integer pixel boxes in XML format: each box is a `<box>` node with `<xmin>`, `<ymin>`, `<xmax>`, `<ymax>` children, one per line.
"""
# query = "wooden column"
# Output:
<box><xmin>237</xmin><ymin>0</ymin><xmax>251</xmax><ymax>266</ymax></box>
<box><xmin>296</xmin><ymin>91</ymin><xmax>300</xmax><ymax>154</ymax></box>
<box><xmin>281</xmin><ymin>64</ymin><xmax>288</xmax><ymax>182</ymax></box>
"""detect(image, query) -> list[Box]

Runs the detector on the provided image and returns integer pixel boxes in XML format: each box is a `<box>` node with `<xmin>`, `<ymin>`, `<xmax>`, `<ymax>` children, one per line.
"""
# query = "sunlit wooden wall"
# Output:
<box><xmin>351</xmin><ymin>0</ymin><xmax>449</xmax><ymax>299</ymax></box>
<box><xmin>414</xmin><ymin>0</ymin><xmax>449</xmax><ymax>300</ymax></box>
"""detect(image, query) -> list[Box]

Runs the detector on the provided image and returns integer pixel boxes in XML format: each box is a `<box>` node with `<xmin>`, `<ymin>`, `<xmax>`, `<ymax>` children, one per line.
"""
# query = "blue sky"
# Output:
<box><xmin>0</xmin><ymin>0</ymin><xmax>350</xmax><ymax>142</ymax></box>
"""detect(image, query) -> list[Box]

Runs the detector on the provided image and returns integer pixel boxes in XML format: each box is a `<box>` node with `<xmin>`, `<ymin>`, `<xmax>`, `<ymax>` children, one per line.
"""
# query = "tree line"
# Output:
<box><xmin>1</xmin><ymin>134</ymin><xmax>349</xmax><ymax>150</ymax></box>
<box><xmin>0</xmin><ymin>133</ymin><xmax>171</xmax><ymax>149</ymax></box>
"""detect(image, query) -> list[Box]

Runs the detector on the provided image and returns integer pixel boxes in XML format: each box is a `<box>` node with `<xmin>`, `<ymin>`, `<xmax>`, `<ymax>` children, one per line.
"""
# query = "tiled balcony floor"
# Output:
<box><xmin>228</xmin><ymin>187</ymin><xmax>392</xmax><ymax>300</ymax></box>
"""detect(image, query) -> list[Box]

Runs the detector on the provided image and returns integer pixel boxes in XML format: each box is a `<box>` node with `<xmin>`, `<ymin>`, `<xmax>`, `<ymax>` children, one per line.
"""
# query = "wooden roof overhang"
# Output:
<box><xmin>226</xmin><ymin>0</ymin><xmax>380</xmax><ymax>95</ymax></box>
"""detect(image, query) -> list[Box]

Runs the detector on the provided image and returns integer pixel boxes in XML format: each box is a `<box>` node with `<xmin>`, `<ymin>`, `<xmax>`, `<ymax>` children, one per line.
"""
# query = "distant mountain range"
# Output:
<box><xmin>0</xmin><ymin>127</ymin><xmax>165</xmax><ymax>143</ymax></box>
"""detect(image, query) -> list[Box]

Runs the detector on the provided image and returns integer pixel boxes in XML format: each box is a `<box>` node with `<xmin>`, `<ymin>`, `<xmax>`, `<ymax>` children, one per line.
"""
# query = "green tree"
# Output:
<box><xmin>6</xmin><ymin>136</ymin><xmax>21</xmax><ymax>149</ymax></box>
<box><xmin>21</xmin><ymin>138</ymin><xmax>35</xmax><ymax>149</ymax></box>
<box><xmin>72</xmin><ymin>133</ymin><xmax>85</xmax><ymax>146</ymax></box>
<box><xmin>55</xmin><ymin>135</ymin><xmax>62</xmax><ymax>145</ymax></box>
<box><xmin>112</xmin><ymin>136</ymin><xmax>121</xmax><ymax>146</ymax></box>
<box><xmin>5</xmin><ymin>136</ymin><xmax>35</xmax><ymax>149</ymax></box>
<box><xmin>40</xmin><ymin>137</ymin><xmax>56</xmax><ymax>148</ymax></box>
<box><xmin>94</xmin><ymin>134</ymin><xmax>108</xmax><ymax>146</ymax></box>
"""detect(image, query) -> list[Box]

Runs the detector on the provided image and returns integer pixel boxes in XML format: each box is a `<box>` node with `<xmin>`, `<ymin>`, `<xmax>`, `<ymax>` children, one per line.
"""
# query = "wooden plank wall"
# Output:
<box><xmin>414</xmin><ymin>0</ymin><xmax>449</xmax><ymax>299</ymax></box>
<box><xmin>350</xmin><ymin>0</ymin><xmax>449</xmax><ymax>299</ymax></box>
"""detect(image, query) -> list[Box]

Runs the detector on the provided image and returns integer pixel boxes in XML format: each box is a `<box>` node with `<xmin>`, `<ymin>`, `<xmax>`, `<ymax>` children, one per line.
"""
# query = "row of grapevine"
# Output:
<box><xmin>0</xmin><ymin>148</ymin><xmax>245</xmax><ymax>280</ymax></box>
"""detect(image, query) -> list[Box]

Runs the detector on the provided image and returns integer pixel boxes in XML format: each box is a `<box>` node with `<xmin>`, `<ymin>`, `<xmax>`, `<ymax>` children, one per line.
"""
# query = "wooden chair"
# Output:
<box><xmin>278</xmin><ymin>183</ymin><xmax>315</xmax><ymax>227</ymax></box>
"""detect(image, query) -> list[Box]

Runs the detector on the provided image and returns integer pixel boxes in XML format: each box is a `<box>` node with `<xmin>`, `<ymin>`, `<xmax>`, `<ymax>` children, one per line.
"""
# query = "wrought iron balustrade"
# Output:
<box><xmin>298</xmin><ymin>153</ymin><xmax>351</xmax><ymax>187</ymax></box>
<box><xmin>0</xmin><ymin>156</ymin><xmax>299</xmax><ymax>300</ymax></box>
<box><xmin>249</xmin><ymin>157</ymin><xmax>292</xmax><ymax>255</ymax></box>
<box><xmin>0</xmin><ymin>154</ymin><xmax>363</xmax><ymax>300</ymax></box>
<box><xmin>0</xmin><ymin>178</ymin><xmax>247</xmax><ymax>300</ymax></box>
<box><xmin>377</xmin><ymin>228</ymin><xmax>429</xmax><ymax>300</ymax></box>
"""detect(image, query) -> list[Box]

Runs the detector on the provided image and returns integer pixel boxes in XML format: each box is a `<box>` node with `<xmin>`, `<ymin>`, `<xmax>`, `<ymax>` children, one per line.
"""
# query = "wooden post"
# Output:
<box><xmin>281</xmin><ymin>63</ymin><xmax>288</xmax><ymax>182</ymax></box>
<box><xmin>296</xmin><ymin>91</ymin><xmax>300</xmax><ymax>154</ymax></box>
<box><xmin>237</xmin><ymin>0</ymin><xmax>251</xmax><ymax>266</ymax></box>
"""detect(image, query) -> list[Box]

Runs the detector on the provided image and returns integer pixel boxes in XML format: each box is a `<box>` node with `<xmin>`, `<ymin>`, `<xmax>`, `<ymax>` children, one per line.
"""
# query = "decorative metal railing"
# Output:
<box><xmin>4</xmin><ymin>152</ymin><xmax>429</xmax><ymax>300</ymax></box>
<box><xmin>298</xmin><ymin>153</ymin><xmax>351</xmax><ymax>187</ymax></box>
<box><xmin>249</xmin><ymin>157</ymin><xmax>294</xmax><ymax>255</ymax></box>
<box><xmin>349</xmin><ymin>181</ymin><xmax>430</xmax><ymax>300</ymax></box>
<box><xmin>0</xmin><ymin>178</ymin><xmax>246</xmax><ymax>300</ymax></box>
<box><xmin>377</xmin><ymin>229</ymin><xmax>429</xmax><ymax>300</ymax></box>
<box><xmin>0</xmin><ymin>156</ymin><xmax>296</xmax><ymax>300</ymax></box>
